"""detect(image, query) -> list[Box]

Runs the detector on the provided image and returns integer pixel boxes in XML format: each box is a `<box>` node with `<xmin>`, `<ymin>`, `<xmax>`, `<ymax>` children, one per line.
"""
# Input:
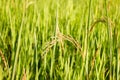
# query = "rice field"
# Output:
<box><xmin>0</xmin><ymin>0</ymin><xmax>120</xmax><ymax>80</ymax></box>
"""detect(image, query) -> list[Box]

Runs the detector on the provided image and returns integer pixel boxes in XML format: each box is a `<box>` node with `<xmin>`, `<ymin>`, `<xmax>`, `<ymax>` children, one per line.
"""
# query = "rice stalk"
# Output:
<box><xmin>43</xmin><ymin>2</ymin><xmax>83</xmax><ymax>58</ymax></box>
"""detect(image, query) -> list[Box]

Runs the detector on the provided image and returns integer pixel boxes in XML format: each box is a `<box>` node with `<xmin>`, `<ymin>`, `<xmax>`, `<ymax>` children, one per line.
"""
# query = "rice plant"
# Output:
<box><xmin>0</xmin><ymin>0</ymin><xmax>120</xmax><ymax>80</ymax></box>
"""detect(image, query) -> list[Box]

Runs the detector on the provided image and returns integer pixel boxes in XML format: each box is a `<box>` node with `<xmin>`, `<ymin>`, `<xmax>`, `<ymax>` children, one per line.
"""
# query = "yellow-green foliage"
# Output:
<box><xmin>0</xmin><ymin>0</ymin><xmax>120</xmax><ymax>80</ymax></box>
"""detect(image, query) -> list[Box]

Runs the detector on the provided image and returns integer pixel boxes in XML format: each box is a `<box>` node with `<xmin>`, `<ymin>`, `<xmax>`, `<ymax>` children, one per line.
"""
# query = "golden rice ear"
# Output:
<box><xmin>42</xmin><ymin>39</ymin><xmax>57</xmax><ymax>57</ymax></box>
<box><xmin>61</xmin><ymin>34</ymin><xmax>82</xmax><ymax>51</ymax></box>
<box><xmin>61</xmin><ymin>34</ymin><xmax>84</xmax><ymax>58</ymax></box>
<box><xmin>88</xmin><ymin>46</ymin><xmax>100</xmax><ymax>79</ymax></box>
<box><xmin>89</xmin><ymin>17</ymin><xmax>115</xmax><ymax>33</ymax></box>
<box><xmin>42</xmin><ymin>31</ymin><xmax>83</xmax><ymax>59</ymax></box>
<box><xmin>0</xmin><ymin>49</ymin><xmax>8</xmax><ymax>69</ymax></box>
<box><xmin>22</xmin><ymin>68</ymin><xmax>26</xmax><ymax>80</ymax></box>
<box><xmin>89</xmin><ymin>18</ymin><xmax>106</xmax><ymax>32</ymax></box>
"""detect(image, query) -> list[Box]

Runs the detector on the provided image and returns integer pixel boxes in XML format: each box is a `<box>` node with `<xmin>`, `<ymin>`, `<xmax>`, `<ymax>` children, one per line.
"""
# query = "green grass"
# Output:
<box><xmin>0</xmin><ymin>0</ymin><xmax>120</xmax><ymax>80</ymax></box>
